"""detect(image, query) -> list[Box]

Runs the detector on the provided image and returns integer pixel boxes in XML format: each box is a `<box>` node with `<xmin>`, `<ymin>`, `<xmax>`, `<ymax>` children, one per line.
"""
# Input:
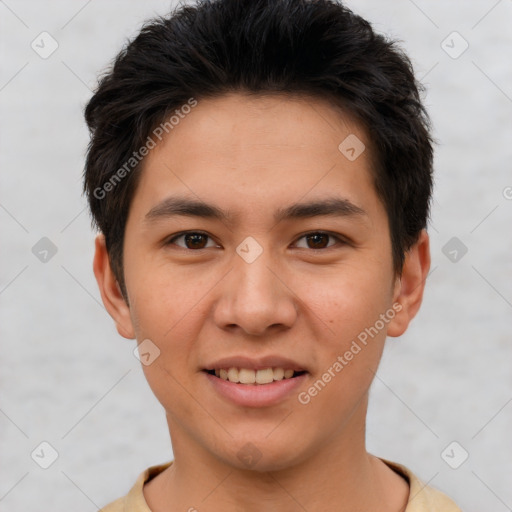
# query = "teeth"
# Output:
<box><xmin>273</xmin><ymin>368</ymin><xmax>284</xmax><ymax>380</ymax></box>
<box><xmin>227</xmin><ymin>367</ymin><xmax>239</xmax><ymax>383</ymax></box>
<box><xmin>238</xmin><ymin>368</ymin><xmax>256</xmax><ymax>384</ymax></box>
<box><xmin>256</xmin><ymin>368</ymin><xmax>274</xmax><ymax>384</ymax></box>
<box><xmin>214</xmin><ymin>367</ymin><xmax>300</xmax><ymax>384</ymax></box>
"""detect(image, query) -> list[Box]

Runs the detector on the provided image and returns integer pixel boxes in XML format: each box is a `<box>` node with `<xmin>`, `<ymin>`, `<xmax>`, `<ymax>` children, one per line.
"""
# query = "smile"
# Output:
<box><xmin>205</xmin><ymin>367</ymin><xmax>306</xmax><ymax>385</ymax></box>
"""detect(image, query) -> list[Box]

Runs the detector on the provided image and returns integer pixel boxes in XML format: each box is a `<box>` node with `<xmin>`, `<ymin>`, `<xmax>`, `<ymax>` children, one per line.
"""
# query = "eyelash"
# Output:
<box><xmin>164</xmin><ymin>231</ymin><xmax>349</xmax><ymax>251</ymax></box>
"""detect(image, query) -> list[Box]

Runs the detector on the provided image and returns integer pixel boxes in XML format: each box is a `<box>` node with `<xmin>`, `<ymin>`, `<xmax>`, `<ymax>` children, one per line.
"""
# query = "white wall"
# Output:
<box><xmin>1</xmin><ymin>1</ymin><xmax>511</xmax><ymax>510</ymax></box>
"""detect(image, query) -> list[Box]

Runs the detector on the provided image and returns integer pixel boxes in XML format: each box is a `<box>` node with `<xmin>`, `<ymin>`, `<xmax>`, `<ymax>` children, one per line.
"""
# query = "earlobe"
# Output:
<box><xmin>387</xmin><ymin>229</ymin><xmax>431</xmax><ymax>337</ymax></box>
<box><xmin>93</xmin><ymin>234</ymin><xmax>136</xmax><ymax>340</ymax></box>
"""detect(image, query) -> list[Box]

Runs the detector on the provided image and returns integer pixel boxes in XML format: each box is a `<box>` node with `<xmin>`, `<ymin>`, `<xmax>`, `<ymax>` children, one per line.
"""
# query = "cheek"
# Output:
<box><xmin>291</xmin><ymin>263</ymin><xmax>393</xmax><ymax>401</ymax></box>
<box><xmin>126</xmin><ymin>253</ymin><xmax>209</xmax><ymax>339</ymax></box>
<box><xmin>132</xmin><ymin>294</ymin><xmax>201</xmax><ymax>422</ymax></box>
<box><xmin>126</xmin><ymin>257</ymin><xmax>227</xmax><ymax>400</ymax></box>
<box><xmin>298</xmin><ymin>263</ymin><xmax>393</xmax><ymax>343</ymax></box>
<box><xmin>293</xmin><ymin>275</ymin><xmax>391</xmax><ymax>432</ymax></box>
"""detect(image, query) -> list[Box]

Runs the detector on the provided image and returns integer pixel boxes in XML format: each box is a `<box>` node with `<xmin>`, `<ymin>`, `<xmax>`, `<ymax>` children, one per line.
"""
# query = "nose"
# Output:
<box><xmin>213</xmin><ymin>248</ymin><xmax>298</xmax><ymax>337</ymax></box>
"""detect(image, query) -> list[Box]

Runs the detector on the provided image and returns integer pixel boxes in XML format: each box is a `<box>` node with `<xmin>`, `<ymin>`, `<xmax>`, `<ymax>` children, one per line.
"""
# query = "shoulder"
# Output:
<box><xmin>99</xmin><ymin>461</ymin><xmax>174</xmax><ymax>512</ymax></box>
<box><xmin>99</xmin><ymin>496</ymin><xmax>124</xmax><ymax>512</ymax></box>
<box><xmin>381</xmin><ymin>459</ymin><xmax>462</xmax><ymax>512</ymax></box>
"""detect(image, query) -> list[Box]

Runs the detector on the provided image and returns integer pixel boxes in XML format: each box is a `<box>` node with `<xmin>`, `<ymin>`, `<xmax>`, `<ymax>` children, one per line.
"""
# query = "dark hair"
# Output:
<box><xmin>83</xmin><ymin>0</ymin><xmax>433</xmax><ymax>300</ymax></box>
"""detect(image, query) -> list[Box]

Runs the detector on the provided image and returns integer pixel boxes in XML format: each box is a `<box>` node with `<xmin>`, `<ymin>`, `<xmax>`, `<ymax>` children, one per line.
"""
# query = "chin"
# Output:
<box><xmin>217</xmin><ymin>434</ymin><xmax>309</xmax><ymax>473</ymax></box>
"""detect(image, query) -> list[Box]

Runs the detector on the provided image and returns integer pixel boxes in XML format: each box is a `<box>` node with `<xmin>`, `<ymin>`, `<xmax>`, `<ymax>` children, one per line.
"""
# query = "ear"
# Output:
<box><xmin>387</xmin><ymin>229</ymin><xmax>431</xmax><ymax>337</ymax></box>
<box><xmin>93</xmin><ymin>233</ymin><xmax>135</xmax><ymax>339</ymax></box>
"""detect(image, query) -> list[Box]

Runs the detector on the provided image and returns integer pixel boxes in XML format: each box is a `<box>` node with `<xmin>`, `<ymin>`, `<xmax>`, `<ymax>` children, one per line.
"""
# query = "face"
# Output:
<box><xmin>95</xmin><ymin>92</ymin><xmax>429</xmax><ymax>472</ymax></box>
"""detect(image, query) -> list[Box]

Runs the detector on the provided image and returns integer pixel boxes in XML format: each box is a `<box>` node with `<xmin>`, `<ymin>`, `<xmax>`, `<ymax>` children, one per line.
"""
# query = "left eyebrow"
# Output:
<box><xmin>144</xmin><ymin>195</ymin><xmax>368</xmax><ymax>224</ymax></box>
<box><xmin>273</xmin><ymin>197</ymin><xmax>367</xmax><ymax>223</ymax></box>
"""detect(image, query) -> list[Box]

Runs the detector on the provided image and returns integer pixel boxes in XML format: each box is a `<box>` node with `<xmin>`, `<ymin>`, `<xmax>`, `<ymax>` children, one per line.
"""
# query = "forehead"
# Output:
<box><xmin>155</xmin><ymin>92</ymin><xmax>366</xmax><ymax>161</ymax></box>
<box><xmin>129</xmin><ymin>92</ymin><xmax>382</xmax><ymax>224</ymax></box>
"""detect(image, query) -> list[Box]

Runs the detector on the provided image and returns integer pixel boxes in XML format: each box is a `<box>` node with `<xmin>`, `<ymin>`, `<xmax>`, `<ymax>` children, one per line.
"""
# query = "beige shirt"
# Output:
<box><xmin>99</xmin><ymin>459</ymin><xmax>462</xmax><ymax>511</ymax></box>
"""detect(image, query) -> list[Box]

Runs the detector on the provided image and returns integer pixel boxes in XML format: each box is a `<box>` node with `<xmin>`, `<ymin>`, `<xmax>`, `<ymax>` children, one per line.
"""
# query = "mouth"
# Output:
<box><xmin>202</xmin><ymin>356</ymin><xmax>309</xmax><ymax>407</ymax></box>
<box><xmin>204</xmin><ymin>367</ymin><xmax>307</xmax><ymax>385</ymax></box>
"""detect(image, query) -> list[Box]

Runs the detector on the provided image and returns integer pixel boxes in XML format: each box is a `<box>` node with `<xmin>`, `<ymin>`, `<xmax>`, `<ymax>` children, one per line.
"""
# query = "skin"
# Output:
<box><xmin>94</xmin><ymin>92</ymin><xmax>430</xmax><ymax>511</ymax></box>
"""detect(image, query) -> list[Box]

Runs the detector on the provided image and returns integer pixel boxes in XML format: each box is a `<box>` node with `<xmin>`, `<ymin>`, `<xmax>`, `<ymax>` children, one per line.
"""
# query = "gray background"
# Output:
<box><xmin>1</xmin><ymin>0</ymin><xmax>511</xmax><ymax>510</ymax></box>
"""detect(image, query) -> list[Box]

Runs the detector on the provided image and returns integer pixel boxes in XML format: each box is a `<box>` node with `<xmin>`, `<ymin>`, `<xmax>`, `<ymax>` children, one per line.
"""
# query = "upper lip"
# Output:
<box><xmin>203</xmin><ymin>355</ymin><xmax>307</xmax><ymax>372</ymax></box>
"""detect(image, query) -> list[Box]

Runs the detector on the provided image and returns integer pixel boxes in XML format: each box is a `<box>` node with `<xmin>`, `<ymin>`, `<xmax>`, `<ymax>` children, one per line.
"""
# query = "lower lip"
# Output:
<box><xmin>204</xmin><ymin>372</ymin><xmax>308</xmax><ymax>408</ymax></box>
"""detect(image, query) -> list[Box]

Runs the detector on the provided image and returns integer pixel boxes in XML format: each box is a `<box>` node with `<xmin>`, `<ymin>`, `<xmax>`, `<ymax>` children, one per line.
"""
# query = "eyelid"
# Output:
<box><xmin>165</xmin><ymin>230</ymin><xmax>220</xmax><ymax>249</ymax></box>
<box><xmin>165</xmin><ymin>230</ymin><xmax>349</xmax><ymax>250</ymax></box>
<box><xmin>292</xmin><ymin>231</ymin><xmax>349</xmax><ymax>249</ymax></box>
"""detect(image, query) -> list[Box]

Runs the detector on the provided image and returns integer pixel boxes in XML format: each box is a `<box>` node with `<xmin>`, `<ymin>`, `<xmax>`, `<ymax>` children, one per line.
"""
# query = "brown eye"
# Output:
<box><xmin>294</xmin><ymin>232</ymin><xmax>344</xmax><ymax>250</ymax></box>
<box><xmin>183</xmin><ymin>233</ymin><xmax>208</xmax><ymax>249</ymax></box>
<box><xmin>306</xmin><ymin>233</ymin><xmax>330</xmax><ymax>249</ymax></box>
<box><xmin>166</xmin><ymin>232</ymin><xmax>217</xmax><ymax>250</ymax></box>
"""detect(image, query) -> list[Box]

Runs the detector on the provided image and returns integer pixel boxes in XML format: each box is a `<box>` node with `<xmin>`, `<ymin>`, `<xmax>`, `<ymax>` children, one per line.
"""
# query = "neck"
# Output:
<box><xmin>144</xmin><ymin>396</ymin><xmax>409</xmax><ymax>512</ymax></box>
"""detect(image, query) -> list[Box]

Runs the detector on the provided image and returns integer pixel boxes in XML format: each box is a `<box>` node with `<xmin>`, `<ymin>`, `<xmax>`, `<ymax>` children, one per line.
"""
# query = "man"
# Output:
<box><xmin>83</xmin><ymin>0</ymin><xmax>462</xmax><ymax>509</ymax></box>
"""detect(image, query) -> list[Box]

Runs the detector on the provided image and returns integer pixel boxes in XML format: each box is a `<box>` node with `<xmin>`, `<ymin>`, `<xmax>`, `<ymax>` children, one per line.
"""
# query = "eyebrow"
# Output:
<box><xmin>144</xmin><ymin>195</ymin><xmax>367</xmax><ymax>224</ymax></box>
